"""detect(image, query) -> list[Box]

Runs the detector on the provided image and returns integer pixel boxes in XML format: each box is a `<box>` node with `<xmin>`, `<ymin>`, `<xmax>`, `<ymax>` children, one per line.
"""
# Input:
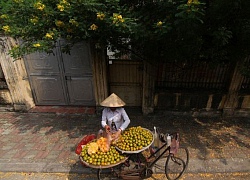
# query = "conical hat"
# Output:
<box><xmin>100</xmin><ymin>93</ymin><xmax>126</xmax><ymax>107</ymax></box>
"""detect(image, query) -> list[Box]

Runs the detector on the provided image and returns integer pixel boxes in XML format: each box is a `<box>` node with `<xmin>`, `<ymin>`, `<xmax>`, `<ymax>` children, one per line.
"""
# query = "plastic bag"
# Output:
<box><xmin>75</xmin><ymin>134</ymin><xmax>96</xmax><ymax>155</ymax></box>
<box><xmin>170</xmin><ymin>134</ymin><xmax>180</xmax><ymax>154</ymax></box>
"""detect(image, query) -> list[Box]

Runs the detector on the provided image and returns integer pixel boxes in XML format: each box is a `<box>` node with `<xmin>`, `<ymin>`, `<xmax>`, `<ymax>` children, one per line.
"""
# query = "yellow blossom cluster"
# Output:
<box><xmin>113</xmin><ymin>13</ymin><xmax>124</xmax><ymax>24</ymax></box>
<box><xmin>57</xmin><ymin>0</ymin><xmax>70</xmax><ymax>12</ymax></box>
<box><xmin>33</xmin><ymin>43</ymin><xmax>41</xmax><ymax>47</ymax></box>
<box><xmin>90</xmin><ymin>24</ymin><xmax>98</xmax><ymax>31</ymax></box>
<box><xmin>0</xmin><ymin>14</ymin><xmax>8</xmax><ymax>19</ymax></box>
<box><xmin>45</xmin><ymin>32</ymin><xmax>54</xmax><ymax>39</ymax></box>
<box><xmin>34</xmin><ymin>2</ymin><xmax>45</xmax><ymax>11</ymax></box>
<box><xmin>97</xmin><ymin>12</ymin><xmax>105</xmax><ymax>20</ymax></box>
<box><xmin>57</xmin><ymin>4</ymin><xmax>64</xmax><ymax>11</ymax></box>
<box><xmin>30</xmin><ymin>17</ymin><xmax>39</xmax><ymax>25</ymax></box>
<box><xmin>2</xmin><ymin>25</ymin><xmax>10</xmax><ymax>32</ymax></box>
<box><xmin>157</xmin><ymin>21</ymin><xmax>163</xmax><ymax>27</ymax></box>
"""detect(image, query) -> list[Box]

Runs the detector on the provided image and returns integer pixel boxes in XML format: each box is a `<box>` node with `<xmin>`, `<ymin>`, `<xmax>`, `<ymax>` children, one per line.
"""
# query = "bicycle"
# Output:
<box><xmin>96</xmin><ymin>131</ymin><xmax>189</xmax><ymax>180</ymax></box>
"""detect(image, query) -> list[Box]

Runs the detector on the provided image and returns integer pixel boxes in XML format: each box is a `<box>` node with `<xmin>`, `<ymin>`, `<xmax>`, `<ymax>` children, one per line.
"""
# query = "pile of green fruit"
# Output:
<box><xmin>81</xmin><ymin>145</ymin><xmax>126</xmax><ymax>166</ymax></box>
<box><xmin>115</xmin><ymin>126</ymin><xmax>153</xmax><ymax>152</ymax></box>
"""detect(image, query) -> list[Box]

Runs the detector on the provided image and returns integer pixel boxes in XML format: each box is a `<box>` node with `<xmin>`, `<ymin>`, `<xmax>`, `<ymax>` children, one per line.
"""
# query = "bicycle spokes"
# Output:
<box><xmin>173</xmin><ymin>147</ymin><xmax>189</xmax><ymax>170</ymax></box>
<box><xmin>165</xmin><ymin>156</ymin><xmax>185</xmax><ymax>180</ymax></box>
<box><xmin>171</xmin><ymin>156</ymin><xmax>182</xmax><ymax>166</ymax></box>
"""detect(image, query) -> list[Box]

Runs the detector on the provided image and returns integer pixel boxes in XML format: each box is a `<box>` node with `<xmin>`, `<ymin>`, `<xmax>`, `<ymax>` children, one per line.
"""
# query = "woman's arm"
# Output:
<box><xmin>119</xmin><ymin>108</ymin><xmax>131</xmax><ymax>131</ymax></box>
<box><xmin>101</xmin><ymin>108</ymin><xmax>110</xmax><ymax>132</ymax></box>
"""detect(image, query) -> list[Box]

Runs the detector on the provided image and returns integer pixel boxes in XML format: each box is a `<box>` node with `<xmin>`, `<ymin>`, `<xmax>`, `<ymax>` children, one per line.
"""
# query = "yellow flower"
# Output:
<box><xmin>59</xmin><ymin>0</ymin><xmax>70</xmax><ymax>7</ymax></box>
<box><xmin>0</xmin><ymin>14</ymin><xmax>8</xmax><ymax>19</ymax></box>
<box><xmin>33</xmin><ymin>43</ymin><xmax>41</xmax><ymax>47</ymax></box>
<box><xmin>2</xmin><ymin>25</ymin><xmax>10</xmax><ymax>32</ymax></box>
<box><xmin>97</xmin><ymin>12</ymin><xmax>105</xmax><ymax>20</ymax></box>
<box><xmin>57</xmin><ymin>4</ymin><xmax>64</xmax><ymax>11</ymax></box>
<box><xmin>30</xmin><ymin>17</ymin><xmax>38</xmax><ymax>25</ymax></box>
<box><xmin>113</xmin><ymin>13</ymin><xmax>124</xmax><ymax>23</ymax></box>
<box><xmin>90</xmin><ymin>24</ymin><xmax>98</xmax><ymax>30</ymax></box>
<box><xmin>69</xmin><ymin>19</ymin><xmax>79</xmax><ymax>26</ymax></box>
<box><xmin>45</xmin><ymin>32</ymin><xmax>54</xmax><ymax>39</ymax></box>
<box><xmin>117</xmin><ymin>15</ymin><xmax>122</xmax><ymax>19</ymax></box>
<box><xmin>157</xmin><ymin>21</ymin><xmax>163</xmax><ymax>27</ymax></box>
<box><xmin>34</xmin><ymin>2</ymin><xmax>45</xmax><ymax>11</ymax></box>
<box><xmin>55</xmin><ymin>20</ymin><xmax>65</xmax><ymax>27</ymax></box>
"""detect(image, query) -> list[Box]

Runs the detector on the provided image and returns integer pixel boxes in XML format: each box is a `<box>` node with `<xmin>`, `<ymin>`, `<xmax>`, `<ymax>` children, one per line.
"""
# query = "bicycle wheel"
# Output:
<box><xmin>174</xmin><ymin>146</ymin><xmax>189</xmax><ymax>171</ymax></box>
<box><xmin>165</xmin><ymin>155</ymin><xmax>185</xmax><ymax>180</ymax></box>
<box><xmin>97</xmin><ymin>168</ymin><xmax>120</xmax><ymax>180</ymax></box>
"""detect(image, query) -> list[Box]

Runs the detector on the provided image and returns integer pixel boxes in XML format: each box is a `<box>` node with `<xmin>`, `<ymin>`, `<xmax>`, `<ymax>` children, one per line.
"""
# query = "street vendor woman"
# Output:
<box><xmin>100</xmin><ymin>93</ymin><xmax>131</xmax><ymax>140</ymax></box>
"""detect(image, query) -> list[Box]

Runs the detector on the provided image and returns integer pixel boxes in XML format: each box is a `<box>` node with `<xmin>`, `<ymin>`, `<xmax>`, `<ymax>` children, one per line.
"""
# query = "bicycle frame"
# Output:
<box><xmin>147</xmin><ymin>140</ymin><xmax>171</xmax><ymax>169</ymax></box>
<box><xmin>145</xmin><ymin>132</ymin><xmax>180</xmax><ymax>168</ymax></box>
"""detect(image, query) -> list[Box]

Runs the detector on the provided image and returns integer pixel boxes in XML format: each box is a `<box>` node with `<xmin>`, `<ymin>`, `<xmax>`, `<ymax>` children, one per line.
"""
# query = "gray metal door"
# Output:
<box><xmin>25</xmin><ymin>42</ymin><xmax>95</xmax><ymax>106</ymax></box>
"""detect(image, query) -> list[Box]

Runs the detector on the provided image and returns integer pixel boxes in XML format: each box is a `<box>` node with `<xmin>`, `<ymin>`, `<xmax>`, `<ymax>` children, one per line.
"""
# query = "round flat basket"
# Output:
<box><xmin>115</xmin><ymin>128</ymin><xmax>154</xmax><ymax>154</ymax></box>
<box><xmin>79</xmin><ymin>156</ymin><xmax>128</xmax><ymax>169</ymax></box>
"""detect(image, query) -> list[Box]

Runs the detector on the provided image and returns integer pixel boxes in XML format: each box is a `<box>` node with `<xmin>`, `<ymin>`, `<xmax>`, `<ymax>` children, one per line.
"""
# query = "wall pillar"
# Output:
<box><xmin>142</xmin><ymin>61</ymin><xmax>156</xmax><ymax>115</ymax></box>
<box><xmin>223</xmin><ymin>62</ymin><xmax>244</xmax><ymax>116</ymax></box>
<box><xmin>90</xmin><ymin>43</ymin><xmax>108</xmax><ymax>113</ymax></box>
<box><xmin>0</xmin><ymin>36</ymin><xmax>35</xmax><ymax>111</ymax></box>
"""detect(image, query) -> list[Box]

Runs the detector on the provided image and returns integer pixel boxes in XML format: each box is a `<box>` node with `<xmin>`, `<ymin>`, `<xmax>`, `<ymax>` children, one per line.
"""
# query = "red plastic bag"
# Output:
<box><xmin>75</xmin><ymin>134</ymin><xmax>96</xmax><ymax>155</ymax></box>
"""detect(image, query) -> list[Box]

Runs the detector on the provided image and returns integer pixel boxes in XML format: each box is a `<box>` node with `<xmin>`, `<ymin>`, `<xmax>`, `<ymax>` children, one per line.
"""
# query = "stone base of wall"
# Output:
<box><xmin>0</xmin><ymin>105</ymin><xmax>14</xmax><ymax>112</ymax></box>
<box><xmin>0</xmin><ymin>89</ymin><xmax>12</xmax><ymax>104</ymax></box>
<box><xmin>154</xmin><ymin>92</ymin><xmax>250</xmax><ymax>117</ymax></box>
<box><xmin>154</xmin><ymin>109</ymin><xmax>250</xmax><ymax>118</ymax></box>
<box><xmin>13</xmin><ymin>104</ymin><xmax>29</xmax><ymax>112</ymax></box>
<box><xmin>232</xmin><ymin>109</ymin><xmax>250</xmax><ymax>117</ymax></box>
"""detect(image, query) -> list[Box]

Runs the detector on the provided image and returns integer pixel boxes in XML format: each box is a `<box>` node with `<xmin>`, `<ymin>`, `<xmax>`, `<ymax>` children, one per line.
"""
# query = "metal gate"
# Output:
<box><xmin>108</xmin><ymin>60</ymin><xmax>143</xmax><ymax>106</ymax></box>
<box><xmin>24</xmin><ymin>41</ymin><xmax>95</xmax><ymax>106</ymax></box>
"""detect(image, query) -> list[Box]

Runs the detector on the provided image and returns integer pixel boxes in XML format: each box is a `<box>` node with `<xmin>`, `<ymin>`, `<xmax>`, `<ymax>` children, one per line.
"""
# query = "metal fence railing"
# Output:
<box><xmin>155</xmin><ymin>62</ymin><xmax>232</xmax><ymax>92</ymax></box>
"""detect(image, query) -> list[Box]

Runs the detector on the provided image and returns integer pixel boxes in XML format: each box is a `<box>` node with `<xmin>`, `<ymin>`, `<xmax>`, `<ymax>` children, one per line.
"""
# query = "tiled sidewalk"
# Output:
<box><xmin>0</xmin><ymin>110</ymin><xmax>249</xmax><ymax>174</ymax></box>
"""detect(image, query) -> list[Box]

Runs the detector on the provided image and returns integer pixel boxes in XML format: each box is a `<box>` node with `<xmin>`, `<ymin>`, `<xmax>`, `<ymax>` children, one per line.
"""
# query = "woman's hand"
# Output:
<box><xmin>105</xmin><ymin>125</ymin><xmax>111</xmax><ymax>133</ymax></box>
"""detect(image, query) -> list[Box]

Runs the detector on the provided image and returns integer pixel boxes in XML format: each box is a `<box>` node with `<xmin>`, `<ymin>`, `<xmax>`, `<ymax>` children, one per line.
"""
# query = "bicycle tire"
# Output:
<box><xmin>97</xmin><ymin>168</ymin><xmax>120</xmax><ymax>180</ymax></box>
<box><xmin>165</xmin><ymin>155</ymin><xmax>185</xmax><ymax>180</ymax></box>
<box><xmin>174</xmin><ymin>146</ymin><xmax>189</xmax><ymax>171</ymax></box>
